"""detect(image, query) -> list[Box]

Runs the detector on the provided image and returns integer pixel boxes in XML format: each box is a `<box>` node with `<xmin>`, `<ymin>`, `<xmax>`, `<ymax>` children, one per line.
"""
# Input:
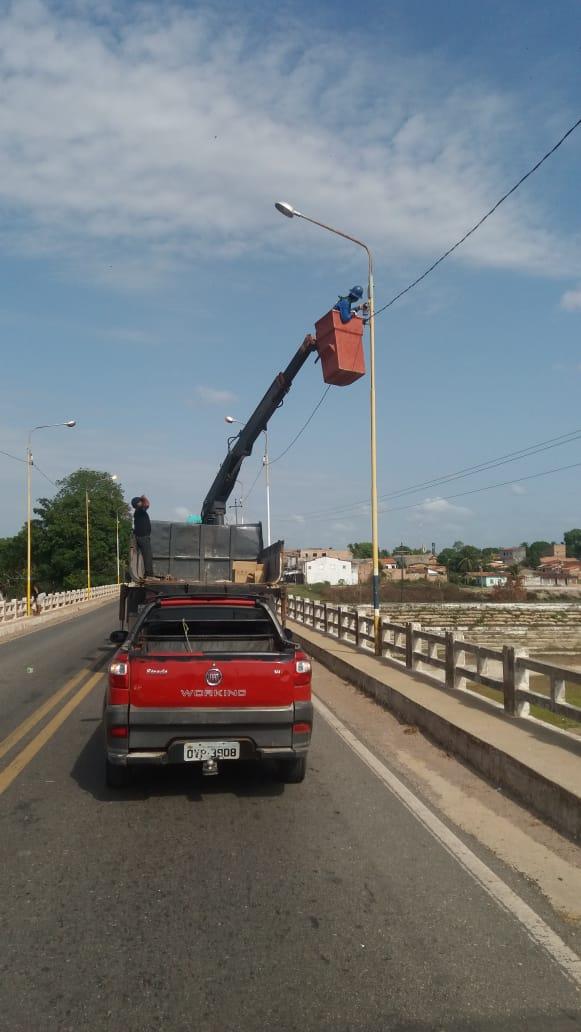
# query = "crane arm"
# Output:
<box><xmin>201</xmin><ymin>334</ymin><xmax>317</xmax><ymax>525</ymax></box>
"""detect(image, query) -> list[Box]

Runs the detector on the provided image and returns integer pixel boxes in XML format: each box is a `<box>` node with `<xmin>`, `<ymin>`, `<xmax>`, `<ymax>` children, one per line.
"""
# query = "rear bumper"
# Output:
<box><xmin>105</xmin><ymin>701</ymin><xmax>313</xmax><ymax>767</ymax></box>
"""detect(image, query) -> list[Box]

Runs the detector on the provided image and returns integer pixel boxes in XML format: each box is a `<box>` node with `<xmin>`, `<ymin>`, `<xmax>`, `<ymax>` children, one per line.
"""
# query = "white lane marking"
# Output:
<box><xmin>314</xmin><ymin>695</ymin><xmax>581</xmax><ymax>990</ymax></box>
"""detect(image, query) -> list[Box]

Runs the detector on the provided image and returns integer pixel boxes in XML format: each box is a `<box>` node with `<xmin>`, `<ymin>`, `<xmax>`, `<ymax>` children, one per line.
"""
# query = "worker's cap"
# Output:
<box><xmin>131</xmin><ymin>496</ymin><xmax>142</xmax><ymax>508</ymax></box>
<box><xmin>348</xmin><ymin>285</ymin><xmax>364</xmax><ymax>301</ymax></box>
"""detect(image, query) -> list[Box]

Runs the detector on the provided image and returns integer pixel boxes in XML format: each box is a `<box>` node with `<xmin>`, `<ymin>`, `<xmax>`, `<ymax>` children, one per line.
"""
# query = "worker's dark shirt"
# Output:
<box><xmin>134</xmin><ymin>507</ymin><xmax>151</xmax><ymax>537</ymax></box>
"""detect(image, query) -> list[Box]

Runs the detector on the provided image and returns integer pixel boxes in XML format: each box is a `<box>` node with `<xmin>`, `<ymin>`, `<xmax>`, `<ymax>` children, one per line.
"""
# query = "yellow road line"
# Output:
<box><xmin>0</xmin><ymin>668</ymin><xmax>91</xmax><ymax>762</ymax></box>
<box><xmin>0</xmin><ymin>671</ymin><xmax>104</xmax><ymax>797</ymax></box>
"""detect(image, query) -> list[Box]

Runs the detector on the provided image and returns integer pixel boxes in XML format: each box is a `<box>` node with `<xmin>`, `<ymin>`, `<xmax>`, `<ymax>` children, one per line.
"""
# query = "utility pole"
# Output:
<box><xmin>228</xmin><ymin>497</ymin><xmax>243</xmax><ymax>525</ymax></box>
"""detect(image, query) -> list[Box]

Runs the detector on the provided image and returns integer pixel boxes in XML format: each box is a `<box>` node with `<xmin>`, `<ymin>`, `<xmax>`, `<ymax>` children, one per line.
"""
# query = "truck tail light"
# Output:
<box><xmin>108</xmin><ymin>653</ymin><xmax>130</xmax><ymax>705</ymax></box>
<box><xmin>110</xmin><ymin>725</ymin><xmax>128</xmax><ymax>738</ymax></box>
<box><xmin>295</xmin><ymin>659</ymin><xmax>311</xmax><ymax>675</ymax></box>
<box><xmin>293</xmin><ymin>722</ymin><xmax>311</xmax><ymax>734</ymax></box>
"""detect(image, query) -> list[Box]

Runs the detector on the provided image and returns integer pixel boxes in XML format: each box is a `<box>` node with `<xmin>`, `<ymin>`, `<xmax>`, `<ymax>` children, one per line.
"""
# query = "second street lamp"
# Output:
<box><xmin>26</xmin><ymin>419</ymin><xmax>76</xmax><ymax>616</ymax></box>
<box><xmin>274</xmin><ymin>201</ymin><xmax>381</xmax><ymax>653</ymax></box>
<box><xmin>225</xmin><ymin>416</ymin><xmax>271</xmax><ymax>545</ymax></box>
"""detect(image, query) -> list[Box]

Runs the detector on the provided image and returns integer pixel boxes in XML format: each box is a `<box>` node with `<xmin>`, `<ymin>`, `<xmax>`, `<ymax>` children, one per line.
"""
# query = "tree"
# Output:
<box><xmin>437</xmin><ymin>544</ymin><xmax>482</xmax><ymax>576</ymax></box>
<box><xmin>437</xmin><ymin>548</ymin><xmax>458</xmax><ymax>569</ymax></box>
<box><xmin>33</xmin><ymin>469</ymin><xmax>131</xmax><ymax>589</ymax></box>
<box><xmin>564</xmin><ymin>529</ymin><xmax>581</xmax><ymax>560</ymax></box>
<box><xmin>525</xmin><ymin>541</ymin><xmax>552</xmax><ymax>569</ymax></box>
<box><xmin>348</xmin><ymin>542</ymin><xmax>373</xmax><ymax>559</ymax></box>
<box><xmin>481</xmin><ymin>547</ymin><xmax>500</xmax><ymax>566</ymax></box>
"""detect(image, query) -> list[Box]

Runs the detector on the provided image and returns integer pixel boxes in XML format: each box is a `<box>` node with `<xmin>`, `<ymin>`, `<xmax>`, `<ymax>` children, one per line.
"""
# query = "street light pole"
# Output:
<box><xmin>263</xmin><ymin>428</ymin><xmax>271</xmax><ymax>547</ymax></box>
<box><xmin>274</xmin><ymin>202</ymin><xmax>381</xmax><ymax>653</ymax></box>
<box><xmin>26</xmin><ymin>420</ymin><xmax>76</xmax><ymax>616</ymax></box>
<box><xmin>225</xmin><ymin>415</ymin><xmax>271</xmax><ymax>544</ymax></box>
<box><xmin>116</xmin><ymin>511</ymin><xmax>120</xmax><ymax>586</ymax></box>
<box><xmin>85</xmin><ymin>490</ymin><xmax>91</xmax><ymax>597</ymax></box>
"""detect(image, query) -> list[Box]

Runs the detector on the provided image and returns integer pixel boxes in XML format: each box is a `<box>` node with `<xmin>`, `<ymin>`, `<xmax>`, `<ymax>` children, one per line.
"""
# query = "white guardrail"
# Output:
<box><xmin>288</xmin><ymin>594</ymin><xmax>581</xmax><ymax>728</ymax></box>
<box><xmin>0</xmin><ymin>584</ymin><xmax>119</xmax><ymax>624</ymax></box>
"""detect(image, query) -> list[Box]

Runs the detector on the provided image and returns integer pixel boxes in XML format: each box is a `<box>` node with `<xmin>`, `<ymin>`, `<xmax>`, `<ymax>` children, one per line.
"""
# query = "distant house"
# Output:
<box><xmin>468</xmin><ymin>573</ymin><xmax>508</xmax><ymax>588</ymax></box>
<box><xmin>299</xmin><ymin>548</ymin><xmax>352</xmax><ymax>562</ymax></box>
<box><xmin>303</xmin><ymin>556</ymin><xmax>357</xmax><ymax>586</ymax></box>
<box><xmin>538</xmin><ymin>558</ymin><xmax>581</xmax><ymax>584</ymax></box>
<box><xmin>399</xmin><ymin>552</ymin><xmax>438</xmax><ymax>569</ymax></box>
<box><xmin>538</xmin><ymin>543</ymin><xmax>566</xmax><ymax>560</ymax></box>
<box><xmin>499</xmin><ymin>546</ymin><xmax>526</xmax><ymax>566</ymax></box>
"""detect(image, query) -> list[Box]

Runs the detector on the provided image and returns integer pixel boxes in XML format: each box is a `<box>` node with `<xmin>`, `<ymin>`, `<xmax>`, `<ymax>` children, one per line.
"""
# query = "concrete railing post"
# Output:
<box><xmin>514</xmin><ymin>649</ymin><xmax>530</xmax><ymax>717</ymax></box>
<box><xmin>552</xmin><ymin>673</ymin><xmax>566</xmax><ymax>707</ymax></box>
<box><xmin>454</xmin><ymin>633</ymin><xmax>466</xmax><ymax>691</ymax></box>
<box><xmin>354</xmin><ymin>611</ymin><xmax>361</xmax><ymax>649</ymax></box>
<box><xmin>406</xmin><ymin>622</ymin><xmax>421</xmax><ymax>670</ymax></box>
<box><xmin>503</xmin><ymin>645</ymin><xmax>523</xmax><ymax>715</ymax></box>
<box><xmin>445</xmin><ymin>631</ymin><xmax>455</xmax><ymax>690</ymax></box>
<box><xmin>323</xmin><ymin>603</ymin><xmax>328</xmax><ymax>635</ymax></box>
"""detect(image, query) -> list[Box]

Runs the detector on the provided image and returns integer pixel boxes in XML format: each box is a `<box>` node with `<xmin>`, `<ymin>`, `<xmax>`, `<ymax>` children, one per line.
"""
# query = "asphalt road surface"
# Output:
<box><xmin>0</xmin><ymin>603</ymin><xmax>580</xmax><ymax>1032</ymax></box>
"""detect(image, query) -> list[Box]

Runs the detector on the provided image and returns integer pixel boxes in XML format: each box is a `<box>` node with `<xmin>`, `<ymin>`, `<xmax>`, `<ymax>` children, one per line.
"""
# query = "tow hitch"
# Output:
<box><xmin>202</xmin><ymin>758</ymin><xmax>219</xmax><ymax>776</ymax></box>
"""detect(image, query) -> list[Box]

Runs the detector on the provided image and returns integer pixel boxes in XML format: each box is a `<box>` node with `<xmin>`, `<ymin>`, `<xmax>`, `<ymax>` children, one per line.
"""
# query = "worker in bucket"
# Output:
<box><xmin>131</xmin><ymin>495</ymin><xmax>154</xmax><ymax>577</ymax></box>
<box><xmin>334</xmin><ymin>285</ymin><xmax>364</xmax><ymax>324</ymax></box>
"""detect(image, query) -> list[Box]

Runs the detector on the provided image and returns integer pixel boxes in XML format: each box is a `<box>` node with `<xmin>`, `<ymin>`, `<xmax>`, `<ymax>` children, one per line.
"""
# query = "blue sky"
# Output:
<box><xmin>0</xmin><ymin>0</ymin><xmax>580</xmax><ymax>552</ymax></box>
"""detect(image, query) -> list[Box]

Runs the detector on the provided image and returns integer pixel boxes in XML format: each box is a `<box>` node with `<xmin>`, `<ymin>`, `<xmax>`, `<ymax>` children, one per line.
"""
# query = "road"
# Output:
<box><xmin>0</xmin><ymin>603</ymin><xmax>580</xmax><ymax>1032</ymax></box>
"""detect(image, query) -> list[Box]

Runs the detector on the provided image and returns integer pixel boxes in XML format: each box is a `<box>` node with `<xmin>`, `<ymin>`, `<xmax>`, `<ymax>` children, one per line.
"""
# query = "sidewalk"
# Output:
<box><xmin>290</xmin><ymin>620</ymin><xmax>581</xmax><ymax>840</ymax></box>
<box><xmin>0</xmin><ymin>593</ymin><xmax>118</xmax><ymax>645</ymax></box>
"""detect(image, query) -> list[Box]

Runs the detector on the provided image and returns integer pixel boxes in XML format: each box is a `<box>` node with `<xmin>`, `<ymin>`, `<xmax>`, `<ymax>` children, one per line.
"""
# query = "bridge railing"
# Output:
<box><xmin>0</xmin><ymin>584</ymin><xmax>119</xmax><ymax>624</ymax></box>
<box><xmin>287</xmin><ymin>594</ymin><xmax>581</xmax><ymax>729</ymax></box>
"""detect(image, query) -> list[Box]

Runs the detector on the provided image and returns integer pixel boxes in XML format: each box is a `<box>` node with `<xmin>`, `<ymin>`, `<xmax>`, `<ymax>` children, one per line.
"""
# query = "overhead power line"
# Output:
<box><xmin>0</xmin><ymin>448</ymin><xmax>26</xmax><ymax>464</ymax></box>
<box><xmin>269</xmin><ymin>386</ymin><xmax>331</xmax><ymax>465</ymax></box>
<box><xmin>378</xmin><ymin>458</ymin><xmax>581</xmax><ymax>517</ymax></box>
<box><xmin>266</xmin><ymin>115</ymin><xmax>581</xmax><ymax>470</ymax></box>
<box><xmin>373</xmin><ymin>114</ymin><xmax>581</xmax><ymax>318</ymax></box>
<box><xmin>242</xmin><ymin>462</ymin><xmax>264</xmax><ymax>504</ymax></box>
<box><xmin>276</xmin><ymin>425</ymin><xmax>581</xmax><ymax>523</ymax></box>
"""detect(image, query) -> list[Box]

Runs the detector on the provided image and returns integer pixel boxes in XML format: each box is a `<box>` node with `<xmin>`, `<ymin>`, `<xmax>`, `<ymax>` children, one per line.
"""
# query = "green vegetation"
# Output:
<box><xmin>0</xmin><ymin>468</ymin><xmax>131</xmax><ymax>594</ymax></box>
<box><xmin>564</xmin><ymin>528</ymin><xmax>581</xmax><ymax>559</ymax></box>
<box><xmin>348</xmin><ymin>542</ymin><xmax>393</xmax><ymax>559</ymax></box>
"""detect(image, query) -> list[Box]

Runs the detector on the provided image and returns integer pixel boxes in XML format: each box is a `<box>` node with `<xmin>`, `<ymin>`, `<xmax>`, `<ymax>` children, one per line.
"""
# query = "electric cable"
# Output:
<box><xmin>265</xmin><ymin>116</ymin><xmax>581</xmax><ymax>471</ymax></box>
<box><xmin>268</xmin><ymin>386</ymin><xmax>331</xmax><ymax>465</ymax></box>
<box><xmin>373</xmin><ymin>115</ymin><xmax>581</xmax><ymax>318</ymax></box>
<box><xmin>0</xmin><ymin>448</ymin><xmax>26</xmax><ymax>464</ymax></box>
<box><xmin>242</xmin><ymin>463</ymin><xmax>264</xmax><ymax>504</ymax></box>
<box><xmin>275</xmin><ymin>425</ymin><xmax>581</xmax><ymax>522</ymax></box>
<box><xmin>378</xmin><ymin>458</ymin><xmax>581</xmax><ymax>517</ymax></box>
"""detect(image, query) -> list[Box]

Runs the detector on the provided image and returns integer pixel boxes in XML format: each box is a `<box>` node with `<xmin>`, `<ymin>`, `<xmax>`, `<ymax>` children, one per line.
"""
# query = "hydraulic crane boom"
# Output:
<box><xmin>201</xmin><ymin>334</ymin><xmax>317</xmax><ymax>525</ymax></box>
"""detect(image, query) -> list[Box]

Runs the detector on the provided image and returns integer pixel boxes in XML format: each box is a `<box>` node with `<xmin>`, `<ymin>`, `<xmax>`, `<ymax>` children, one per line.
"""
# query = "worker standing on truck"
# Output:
<box><xmin>131</xmin><ymin>495</ymin><xmax>154</xmax><ymax>577</ymax></box>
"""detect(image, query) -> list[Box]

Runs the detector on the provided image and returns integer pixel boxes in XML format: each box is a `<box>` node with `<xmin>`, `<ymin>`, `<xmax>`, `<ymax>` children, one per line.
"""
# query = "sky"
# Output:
<box><xmin>0</xmin><ymin>0</ymin><xmax>580</xmax><ymax>553</ymax></box>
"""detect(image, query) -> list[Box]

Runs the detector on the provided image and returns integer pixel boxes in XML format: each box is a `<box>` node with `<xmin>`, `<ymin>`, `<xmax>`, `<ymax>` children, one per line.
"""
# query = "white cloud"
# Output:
<box><xmin>412</xmin><ymin>496</ymin><xmax>472</xmax><ymax>521</ymax></box>
<box><xmin>511</xmin><ymin>484</ymin><xmax>526</xmax><ymax>495</ymax></box>
<box><xmin>194</xmin><ymin>386</ymin><xmax>237</xmax><ymax>405</ymax></box>
<box><xmin>0</xmin><ymin>2</ymin><xmax>577</xmax><ymax>283</ymax></box>
<box><xmin>174</xmin><ymin>506</ymin><xmax>189</xmax><ymax>519</ymax></box>
<box><xmin>561</xmin><ymin>287</ymin><xmax>581</xmax><ymax>311</ymax></box>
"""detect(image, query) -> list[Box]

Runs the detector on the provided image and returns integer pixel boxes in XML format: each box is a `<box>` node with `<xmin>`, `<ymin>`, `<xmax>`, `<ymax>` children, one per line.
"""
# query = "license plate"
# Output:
<box><xmin>183</xmin><ymin>741</ymin><xmax>240</xmax><ymax>762</ymax></box>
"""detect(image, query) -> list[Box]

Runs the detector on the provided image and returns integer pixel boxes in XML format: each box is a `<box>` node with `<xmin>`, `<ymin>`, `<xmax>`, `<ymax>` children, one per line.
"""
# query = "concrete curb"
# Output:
<box><xmin>0</xmin><ymin>594</ymin><xmax>118</xmax><ymax>646</ymax></box>
<box><xmin>291</xmin><ymin>622</ymin><xmax>581</xmax><ymax>840</ymax></box>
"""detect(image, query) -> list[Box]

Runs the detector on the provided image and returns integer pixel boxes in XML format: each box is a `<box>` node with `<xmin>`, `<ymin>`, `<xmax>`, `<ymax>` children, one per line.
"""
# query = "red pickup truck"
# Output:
<box><xmin>104</xmin><ymin>594</ymin><xmax>312</xmax><ymax>787</ymax></box>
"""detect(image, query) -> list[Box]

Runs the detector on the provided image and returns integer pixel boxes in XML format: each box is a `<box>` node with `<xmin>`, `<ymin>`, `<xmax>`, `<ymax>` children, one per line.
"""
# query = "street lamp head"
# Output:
<box><xmin>225</xmin><ymin>415</ymin><xmax>236</xmax><ymax>424</ymax></box>
<box><xmin>65</xmin><ymin>420</ymin><xmax>76</xmax><ymax>428</ymax></box>
<box><xmin>111</xmin><ymin>474</ymin><xmax>118</xmax><ymax>481</ymax></box>
<box><xmin>274</xmin><ymin>201</ymin><xmax>300</xmax><ymax>219</ymax></box>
